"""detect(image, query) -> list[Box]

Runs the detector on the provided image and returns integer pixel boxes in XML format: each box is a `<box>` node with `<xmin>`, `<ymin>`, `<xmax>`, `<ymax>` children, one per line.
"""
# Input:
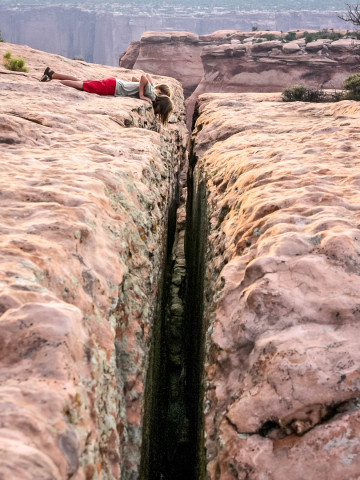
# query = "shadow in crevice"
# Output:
<box><xmin>140</xmin><ymin>144</ymin><xmax>207</xmax><ymax>480</ymax></box>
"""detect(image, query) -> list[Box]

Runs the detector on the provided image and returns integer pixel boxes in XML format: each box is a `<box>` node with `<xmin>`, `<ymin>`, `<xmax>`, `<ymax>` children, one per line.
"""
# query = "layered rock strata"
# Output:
<box><xmin>188</xmin><ymin>36</ymin><xmax>360</xmax><ymax>117</ymax></box>
<box><xmin>0</xmin><ymin>5</ymin><xmax>349</xmax><ymax>66</ymax></box>
<box><xmin>190</xmin><ymin>93</ymin><xmax>360</xmax><ymax>479</ymax></box>
<box><xmin>0</xmin><ymin>42</ymin><xmax>187</xmax><ymax>479</ymax></box>
<box><xmin>120</xmin><ymin>31</ymin><xmax>360</xmax><ymax>127</ymax></box>
<box><xmin>124</xmin><ymin>31</ymin><xmax>226</xmax><ymax>98</ymax></box>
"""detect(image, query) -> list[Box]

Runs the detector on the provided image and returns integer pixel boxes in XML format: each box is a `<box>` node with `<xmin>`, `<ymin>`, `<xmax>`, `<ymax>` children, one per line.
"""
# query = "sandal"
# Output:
<box><xmin>40</xmin><ymin>66</ymin><xmax>54</xmax><ymax>82</ymax></box>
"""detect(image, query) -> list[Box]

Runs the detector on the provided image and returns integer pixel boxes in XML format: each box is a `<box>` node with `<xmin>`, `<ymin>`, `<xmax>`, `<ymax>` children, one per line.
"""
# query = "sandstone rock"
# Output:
<box><xmin>118</xmin><ymin>40</ymin><xmax>140</xmax><ymax>69</ymax></box>
<box><xmin>306</xmin><ymin>40</ymin><xmax>326</xmax><ymax>51</ymax></box>
<box><xmin>0</xmin><ymin>42</ymin><xmax>187</xmax><ymax>479</ymax></box>
<box><xmin>121</xmin><ymin>29</ymin><xmax>360</xmax><ymax>128</ymax></box>
<box><xmin>191</xmin><ymin>92</ymin><xmax>360</xmax><ymax>480</ymax></box>
<box><xmin>328</xmin><ymin>38</ymin><xmax>360</xmax><ymax>52</ymax></box>
<box><xmin>128</xmin><ymin>30</ymin><xmax>230</xmax><ymax>98</ymax></box>
<box><xmin>282</xmin><ymin>41</ymin><xmax>301</xmax><ymax>53</ymax></box>
<box><xmin>250</xmin><ymin>40</ymin><xmax>283</xmax><ymax>52</ymax></box>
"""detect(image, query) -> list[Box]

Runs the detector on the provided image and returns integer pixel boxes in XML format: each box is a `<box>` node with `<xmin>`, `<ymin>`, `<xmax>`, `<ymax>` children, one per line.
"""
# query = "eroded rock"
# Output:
<box><xmin>190</xmin><ymin>93</ymin><xmax>360</xmax><ymax>480</ymax></box>
<box><xmin>120</xmin><ymin>30</ymin><xmax>360</xmax><ymax>127</ymax></box>
<box><xmin>0</xmin><ymin>42</ymin><xmax>188</xmax><ymax>479</ymax></box>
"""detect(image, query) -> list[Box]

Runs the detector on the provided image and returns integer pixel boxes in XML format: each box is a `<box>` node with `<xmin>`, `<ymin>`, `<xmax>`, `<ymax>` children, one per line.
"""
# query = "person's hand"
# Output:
<box><xmin>140</xmin><ymin>95</ymin><xmax>152</xmax><ymax>104</ymax></box>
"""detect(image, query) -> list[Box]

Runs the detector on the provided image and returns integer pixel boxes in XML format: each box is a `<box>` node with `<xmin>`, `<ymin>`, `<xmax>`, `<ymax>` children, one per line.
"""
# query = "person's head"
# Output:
<box><xmin>153</xmin><ymin>95</ymin><xmax>174</xmax><ymax>125</ymax></box>
<box><xmin>155</xmin><ymin>83</ymin><xmax>172</xmax><ymax>98</ymax></box>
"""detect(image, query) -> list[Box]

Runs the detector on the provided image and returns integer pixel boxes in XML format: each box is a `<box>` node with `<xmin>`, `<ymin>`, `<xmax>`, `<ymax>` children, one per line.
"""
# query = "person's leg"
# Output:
<box><xmin>52</xmin><ymin>72</ymin><xmax>80</xmax><ymax>81</ymax></box>
<box><xmin>60</xmin><ymin>79</ymin><xmax>84</xmax><ymax>90</ymax></box>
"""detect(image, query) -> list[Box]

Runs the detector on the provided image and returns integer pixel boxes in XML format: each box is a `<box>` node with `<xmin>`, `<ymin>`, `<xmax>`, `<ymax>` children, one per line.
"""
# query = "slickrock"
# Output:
<box><xmin>0</xmin><ymin>43</ymin><xmax>187</xmax><ymax>479</ymax></box>
<box><xmin>190</xmin><ymin>93</ymin><xmax>360</xmax><ymax>479</ymax></box>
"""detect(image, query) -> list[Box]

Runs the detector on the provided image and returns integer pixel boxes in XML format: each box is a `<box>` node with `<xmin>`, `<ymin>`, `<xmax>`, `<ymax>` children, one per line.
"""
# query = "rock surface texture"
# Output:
<box><xmin>190</xmin><ymin>93</ymin><xmax>360</xmax><ymax>479</ymax></box>
<box><xmin>120</xmin><ymin>31</ymin><xmax>360</xmax><ymax>126</ymax></box>
<box><xmin>0</xmin><ymin>43</ymin><xmax>187</xmax><ymax>480</ymax></box>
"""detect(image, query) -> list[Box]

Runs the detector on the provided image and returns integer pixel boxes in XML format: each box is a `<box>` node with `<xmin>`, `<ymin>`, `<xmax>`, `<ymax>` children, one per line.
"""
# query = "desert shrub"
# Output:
<box><xmin>347</xmin><ymin>30</ymin><xmax>360</xmax><ymax>39</ymax></box>
<box><xmin>0</xmin><ymin>30</ymin><xmax>4</xmax><ymax>42</ymax></box>
<box><xmin>260</xmin><ymin>33</ymin><xmax>277</xmax><ymax>41</ymax></box>
<box><xmin>252</xmin><ymin>26</ymin><xmax>258</xmax><ymax>31</ymax></box>
<box><xmin>282</xmin><ymin>85</ymin><xmax>307</xmax><ymax>101</ymax></box>
<box><xmin>343</xmin><ymin>73</ymin><xmax>360</xmax><ymax>100</ymax></box>
<box><xmin>302</xmin><ymin>29</ymin><xmax>344</xmax><ymax>43</ymax></box>
<box><xmin>284</xmin><ymin>31</ymin><xmax>296</xmax><ymax>42</ymax></box>
<box><xmin>2</xmin><ymin>50</ymin><xmax>28</xmax><ymax>72</ymax></box>
<box><xmin>281</xmin><ymin>85</ymin><xmax>327</xmax><ymax>102</ymax></box>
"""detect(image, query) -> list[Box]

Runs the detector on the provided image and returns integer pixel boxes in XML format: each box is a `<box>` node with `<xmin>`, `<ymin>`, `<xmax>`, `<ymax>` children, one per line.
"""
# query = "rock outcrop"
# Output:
<box><xmin>190</xmin><ymin>92</ymin><xmax>360</xmax><ymax>479</ymax></box>
<box><xmin>188</xmin><ymin>36</ymin><xmax>360</xmax><ymax>122</ymax></box>
<box><xmin>122</xmin><ymin>31</ymin><xmax>236</xmax><ymax>98</ymax></box>
<box><xmin>120</xmin><ymin>30</ymin><xmax>360</xmax><ymax>127</ymax></box>
<box><xmin>2</xmin><ymin>39</ymin><xmax>360</xmax><ymax>480</ymax></box>
<box><xmin>0</xmin><ymin>42</ymin><xmax>187</xmax><ymax>480</ymax></box>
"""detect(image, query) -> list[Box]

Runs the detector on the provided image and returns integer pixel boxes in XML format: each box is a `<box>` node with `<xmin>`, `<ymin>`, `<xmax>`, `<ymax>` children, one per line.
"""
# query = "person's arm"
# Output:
<box><xmin>146</xmin><ymin>73</ymin><xmax>154</xmax><ymax>85</ymax></box>
<box><xmin>131</xmin><ymin>76</ymin><xmax>139</xmax><ymax>82</ymax></box>
<box><xmin>139</xmin><ymin>75</ymin><xmax>153</xmax><ymax>104</ymax></box>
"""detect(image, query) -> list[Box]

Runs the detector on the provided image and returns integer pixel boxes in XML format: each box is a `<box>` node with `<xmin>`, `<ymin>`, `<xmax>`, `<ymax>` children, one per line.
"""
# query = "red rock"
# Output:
<box><xmin>191</xmin><ymin>93</ymin><xmax>360</xmax><ymax>479</ymax></box>
<box><xmin>0</xmin><ymin>42</ymin><xmax>187</xmax><ymax>479</ymax></box>
<box><xmin>120</xmin><ymin>30</ymin><xmax>360</xmax><ymax>127</ymax></box>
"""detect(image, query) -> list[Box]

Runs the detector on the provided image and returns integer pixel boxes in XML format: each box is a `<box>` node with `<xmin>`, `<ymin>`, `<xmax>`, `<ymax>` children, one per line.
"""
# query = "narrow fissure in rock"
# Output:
<box><xmin>140</xmin><ymin>139</ymin><xmax>207</xmax><ymax>480</ymax></box>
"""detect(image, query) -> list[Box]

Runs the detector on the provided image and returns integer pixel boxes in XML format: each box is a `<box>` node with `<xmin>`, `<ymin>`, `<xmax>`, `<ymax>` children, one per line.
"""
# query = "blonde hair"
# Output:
<box><xmin>155</xmin><ymin>83</ymin><xmax>172</xmax><ymax>98</ymax></box>
<box><xmin>153</xmin><ymin>95</ymin><xmax>174</xmax><ymax>125</ymax></box>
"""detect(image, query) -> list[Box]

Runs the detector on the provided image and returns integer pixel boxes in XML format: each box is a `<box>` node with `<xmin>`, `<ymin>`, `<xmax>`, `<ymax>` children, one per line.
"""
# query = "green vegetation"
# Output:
<box><xmin>283</xmin><ymin>31</ymin><xmax>297</xmax><ymax>42</ymax></box>
<box><xmin>281</xmin><ymin>85</ymin><xmax>333</xmax><ymax>102</ymax></box>
<box><xmin>259</xmin><ymin>33</ymin><xmax>277</xmax><ymax>40</ymax></box>
<box><xmin>343</xmin><ymin>73</ymin><xmax>360</xmax><ymax>100</ymax></box>
<box><xmin>3</xmin><ymin>50</ymin><xmax>28</xmax><ymax>72</ymax></box>
<box><xmin>0</xmin><ymin>30</ymin><xmax>4</xmax><ymax>42</ymax></box>
<box><xmin>302</xmin><ymin>28</ymin><xmax>344</xmax><ymax>43</ymax></box>
<box><xmin>282</xmin><ymin>73</ymin><xmax>360</xmax><ymax>103</ymax></box>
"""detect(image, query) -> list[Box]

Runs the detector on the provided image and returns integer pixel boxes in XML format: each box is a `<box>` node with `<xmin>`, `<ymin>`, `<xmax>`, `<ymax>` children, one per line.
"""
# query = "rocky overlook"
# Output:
<box><xmin>1</xmin><ymin>41</ymin><xmax>360</xmax><ymax>480</ymax></box>
<box><xmin>120</xmin><ymin>30</ymin><xmax>360</xmax><ymax>126</ymax></box>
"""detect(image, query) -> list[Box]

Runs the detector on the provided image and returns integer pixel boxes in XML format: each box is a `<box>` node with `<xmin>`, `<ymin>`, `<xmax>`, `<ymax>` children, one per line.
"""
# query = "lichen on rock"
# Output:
<box><xmin>0</xmin><ymin>42</ymin><xmax>187</xmax><ymax>479</ymax></box>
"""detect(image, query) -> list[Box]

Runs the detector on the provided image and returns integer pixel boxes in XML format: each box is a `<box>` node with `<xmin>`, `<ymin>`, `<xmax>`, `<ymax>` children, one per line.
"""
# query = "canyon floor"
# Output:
<box><xmin>1</xmin><ymin>42</ymin><xmax>360</xmax><ymax>480</ymax></box>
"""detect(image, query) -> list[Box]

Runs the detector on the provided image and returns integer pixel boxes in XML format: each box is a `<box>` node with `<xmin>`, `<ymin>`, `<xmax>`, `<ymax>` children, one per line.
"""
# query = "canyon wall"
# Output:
<box><xmin>0</xmin><ymin>42</ymin><xmax>187</xmax><ymax>480</ymax></box>
<box><xmin>2</xmin><ymin>39</ymin><xmax>360</xmax><ymax>480</ymax></box>
<box><xmin>0</xmin><ymin>5</ymin><xmax>350</xmax><ymax>66</ymax></box>
<box><xmin>190</xmin><ymin>92</ymin><xmax>360</xmax><ymax>479</ymax></box>
<box><xmin>121</xmin><ymin>31</ymin><xmax>360</xmax><ymax>126</ymax></box>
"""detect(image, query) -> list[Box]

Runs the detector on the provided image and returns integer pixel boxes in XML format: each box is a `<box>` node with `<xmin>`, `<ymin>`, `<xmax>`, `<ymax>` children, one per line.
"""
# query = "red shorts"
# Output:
<box><xmin>83</xmin><ymin>78</ymin><xmax>116</xmax><ymax>95</ymax></box>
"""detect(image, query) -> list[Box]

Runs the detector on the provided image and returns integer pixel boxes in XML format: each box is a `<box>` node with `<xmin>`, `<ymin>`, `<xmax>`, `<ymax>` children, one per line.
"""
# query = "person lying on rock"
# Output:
<box><xmin>40</xmin><ymin>67</ymin><xmax>174</xmax><ymax>125</ymax></box>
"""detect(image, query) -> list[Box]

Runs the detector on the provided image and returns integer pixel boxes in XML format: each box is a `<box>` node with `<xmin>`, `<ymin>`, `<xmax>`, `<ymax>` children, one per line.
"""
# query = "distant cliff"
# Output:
<box><xmin>0</xmin><ymin>5</ymin><xmax>350</xmax><ymax>66</ymax></box>
<box><xmin>121</xmin><ymin>30</ymin><xmax>360</xmax><ymax>127</ymax></box>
